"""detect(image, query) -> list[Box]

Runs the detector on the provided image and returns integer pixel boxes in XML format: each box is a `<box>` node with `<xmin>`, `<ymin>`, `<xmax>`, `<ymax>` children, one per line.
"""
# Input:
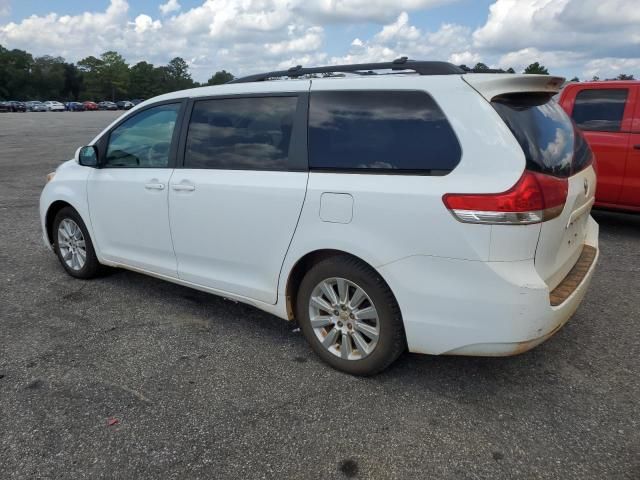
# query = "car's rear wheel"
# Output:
<box><xmin>296</xmin><ymin>255</ymin><xmax>406</xmax><ymax>376</ymax></box>
<box><xmin>52</xmin><ymin>207</ymin><xmax>101</xmax><ymax>279</ymax></box>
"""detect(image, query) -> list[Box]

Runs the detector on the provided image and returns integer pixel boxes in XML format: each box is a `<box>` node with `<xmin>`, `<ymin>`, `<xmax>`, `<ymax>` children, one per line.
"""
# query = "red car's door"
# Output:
<box><xmin>619</xmin><ymin>86</ymin><xmax>640</xmax><ymax>208</ymax></box>
<box><xmin>561</xmin><ymin>84</ymin><xmax>636</xmax><ymax>207</ymax></box>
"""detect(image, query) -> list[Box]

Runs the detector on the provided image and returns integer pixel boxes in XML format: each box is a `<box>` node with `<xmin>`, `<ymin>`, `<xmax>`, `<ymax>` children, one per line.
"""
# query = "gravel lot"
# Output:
<box><xmin>0</xmin><ymin>111</ymin><xmax>638</xmax><ymax>479</ymax></box>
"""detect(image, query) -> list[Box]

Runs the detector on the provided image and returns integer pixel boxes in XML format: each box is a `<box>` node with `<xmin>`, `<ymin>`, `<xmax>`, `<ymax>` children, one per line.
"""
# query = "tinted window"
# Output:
<box><xmin>184</xmin><ymin>96</ymin><xmax>298</xmax><ymax>170</ymax></box>
<box><xmin>572</xmin><ymin>89</ymin><xmax>628</xmax><ymax>132</ymax></box>
<box><xmin>308</xmin><ymin>91</ymin><xmax>461</xmax><ymax>174</ymax></box>
<box><xmin>105</xmin><ymin>103</ymin><xmax>180</xmax><ymax>168</ymax></box>
<box><xmin>492</xmin><ymin>94</ymin><xmax>592</xmax><ymax>177</ymax></box>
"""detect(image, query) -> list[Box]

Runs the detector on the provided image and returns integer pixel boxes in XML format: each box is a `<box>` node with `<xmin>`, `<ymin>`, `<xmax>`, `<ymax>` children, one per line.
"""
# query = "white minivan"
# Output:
<box><xmin>40</xmin><ymin>59</ymin><xmax>599</xmax><ymax>375</ymax></box>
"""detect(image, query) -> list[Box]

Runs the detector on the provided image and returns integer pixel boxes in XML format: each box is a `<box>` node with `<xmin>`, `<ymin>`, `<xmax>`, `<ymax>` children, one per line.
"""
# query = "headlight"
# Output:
<box><xmin>46</xmin><ymin>172</ymin><xmax>56</xmax><ymax>183</ymax></box>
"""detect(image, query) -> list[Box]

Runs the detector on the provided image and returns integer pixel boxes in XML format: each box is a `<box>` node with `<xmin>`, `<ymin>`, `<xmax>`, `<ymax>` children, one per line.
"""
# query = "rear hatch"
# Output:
<box><xmin>464</xmin><ymin>74</ymin><xmax>595</xmax><ymax>290</ymax></box>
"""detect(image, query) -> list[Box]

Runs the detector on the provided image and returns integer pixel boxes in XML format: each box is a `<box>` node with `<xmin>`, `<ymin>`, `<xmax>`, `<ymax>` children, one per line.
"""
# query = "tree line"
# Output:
<box><xmin>0</xmin><ymin>45</ymin><xmax>234</xmax><ymax>101</ymax></box>
<box><xmin>1</xmin><ymin>44</ymin><xmax>635</xmax><ymax>101</ymax></box>
<box><xmin>465</xmin><ymin>61</ymin><xmax>634</xmax><ymax>82</ymax></box>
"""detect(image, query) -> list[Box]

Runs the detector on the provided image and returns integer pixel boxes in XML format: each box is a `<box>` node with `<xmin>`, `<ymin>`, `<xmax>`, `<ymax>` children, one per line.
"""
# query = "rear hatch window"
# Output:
<box><xmin>491</xmin><ymin>93</ymin><xmax>592</xmax><ymax>177</ymax></box>
<box><xmin>492</xmin><ymin>93</ymin><xmax>596</xmax><ymax>290</ymax></box>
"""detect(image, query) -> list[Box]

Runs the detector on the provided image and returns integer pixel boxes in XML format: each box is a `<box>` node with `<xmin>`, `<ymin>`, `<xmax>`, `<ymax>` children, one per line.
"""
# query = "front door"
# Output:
<box><xmin>168</xmin><ymin>93</ymin><xmax>309</xmax><ymax>304</ymax></box>
<box><xmin>88</xmin><ymin>102</ymin><xmax>183</xmax><ymax>277</ymax></box>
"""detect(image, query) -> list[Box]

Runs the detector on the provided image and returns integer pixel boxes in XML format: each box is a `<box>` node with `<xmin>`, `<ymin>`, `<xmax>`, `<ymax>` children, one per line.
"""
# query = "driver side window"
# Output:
<box><xmin>105</xmin><ymin>103</ymin><xmax>180</xmax><ymax>168</ymax></box>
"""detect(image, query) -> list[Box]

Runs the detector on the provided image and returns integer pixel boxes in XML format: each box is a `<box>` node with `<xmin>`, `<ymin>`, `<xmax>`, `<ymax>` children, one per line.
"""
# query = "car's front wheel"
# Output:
<box><xmin>296</xmin><ymin>255</ymin><xmax>406</xmax><ymax>376</ymax></box>
<box><xmin>52</xmin><ymin>207</ymin><xmax>101</xmax><ymax>279</ymax></box>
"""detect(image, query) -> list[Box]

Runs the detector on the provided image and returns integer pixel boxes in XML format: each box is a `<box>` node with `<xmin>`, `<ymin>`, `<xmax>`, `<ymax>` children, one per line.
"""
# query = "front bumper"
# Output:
<box><xmin>378</xmin><ymin>216</ymin><xmax>599</xmax><ymax>356</ymax></box>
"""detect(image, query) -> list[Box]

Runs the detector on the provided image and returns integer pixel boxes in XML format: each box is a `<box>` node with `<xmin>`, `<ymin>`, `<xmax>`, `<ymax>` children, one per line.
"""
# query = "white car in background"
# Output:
<box><xmin>43</xmin><ymin>100</ymin><xmax>65</xmax><ymax>112</ymax></box>
<box><xmin>39</xmin><ymin>59</ymin><xmax>599</xmax><ymax>375</ymax></box>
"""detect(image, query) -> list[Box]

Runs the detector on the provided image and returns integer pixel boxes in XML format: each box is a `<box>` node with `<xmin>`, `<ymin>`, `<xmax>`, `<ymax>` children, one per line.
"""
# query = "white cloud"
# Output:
<box><xmin>0</xmin><ymin>0</ymin><xmax>637</xmax><ymax>83</ymax></box>
<box><xmin>448</xmin><ymin>51</ymin><xmax>480</xmax><ymax>66</ymax></box>
<box><xmin>498</xmin><ymin>47</ymin><xmax>586</xmax><ymax>72</ymax></box>
<box><xmin>264</xmin><ymin>26</ymin><xmax>323</xmax><ymax>56</ymax></box>
<box><xmin>296</xmin><ymin>0</ymin><xmax>458</xmax><ymax>23</ymax></box>
<box><xmin>333</xmin><ymin>13</ymin><xmax>479</xmax><ymax>67</ymax></box>
<box><xmin>583</xmin><ymin>57</ymin><xmax>640</xmax><ymax>80</ymax></box>
<box><xmin>473</xmin><ymin>0</ymin><xmax>640</xmax><ymax>57</ymax></box>
<box><xmin>159</xmin><ymin>0</ymin><xmax>181</xmax><ymax>16</ymax></box>
<box><xmin>133</xmin><ymin>14</ymin><xmax>162</xmax><ymax>34</ymax></box>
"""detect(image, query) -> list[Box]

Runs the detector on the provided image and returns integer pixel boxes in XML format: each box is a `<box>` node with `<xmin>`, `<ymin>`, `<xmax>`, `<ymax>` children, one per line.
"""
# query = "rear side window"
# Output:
<box><xmin>308</xmin><ymin>90</ymin><xmax>461</xmax><ymax>174</ymax></box>
<box><xmin>492</xmin><ymin>94</ymin><xmax>592</xmax><ymax>178</ymax></box>
<box><xmin>184</xmin><ymin>96</ymin><xmax>298</xmax><ymax>170</ymax></box>
<box><xmin>571</xmin><ymin>88</ymin><xmax>628</xmax><ymax>132</ymax></box>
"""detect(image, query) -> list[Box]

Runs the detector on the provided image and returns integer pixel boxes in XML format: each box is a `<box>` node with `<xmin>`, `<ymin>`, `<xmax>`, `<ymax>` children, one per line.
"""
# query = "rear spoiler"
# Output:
<box><xmin>462</xmin><ymin>74</ymin><xmax>565</xmax><ymax>102</ymax></box>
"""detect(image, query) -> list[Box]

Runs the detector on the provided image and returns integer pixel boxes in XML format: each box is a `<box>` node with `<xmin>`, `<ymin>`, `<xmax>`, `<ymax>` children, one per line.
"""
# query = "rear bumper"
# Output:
<box><xmin>378</xmin><ymin>216</ymin><xmax>599</xmax><ymax>356</ymax></box>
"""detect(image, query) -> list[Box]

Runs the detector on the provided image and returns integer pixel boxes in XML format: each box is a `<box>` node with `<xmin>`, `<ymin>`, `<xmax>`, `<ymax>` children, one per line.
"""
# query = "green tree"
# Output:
<box><xmin>78</xmin><ymin>51</ymin><xmax>129</xmax><ymax>100</ymax></box>
<box><xmin>569</xmin><ymin>76</ymin><xmax>580</xmax><ymax>82</ymax></box>
<box><xmin>473</xmin><ymin>62</ymin><xmax>490</xmax><ymax>71</ymax></box>
<box><xmin>0</xmin><ymin>45</ymin><xmax>34</xmax><ymax>99</ymax></box>
<box><xmin>100</xmin><ymin>51</ymin><xmax>129</xmax><ymax>101</ymax></box>
<box><xmin>129</xmin><ymin>61</ymin><xmax>157</xmax><ymax>99</ymax></box>
<box><xmin>207</xmin><ymin>70</ymin><xmax>234</xmax><ymax>85</ymax></box>
<box><xmin>30</xmin><ymin>55</ymin><xmax>66</xmax><ymax>100</ymax></box>
<box><xmin>166</xmin><ymin>57</ymin><xmax>195</xmax><ymax>90</ymax></box>
<box><xmin>591</xmin><ymin>76</ymin><xmax>600</xmax><ymax>81</ymax></box>
<box><xmin>506</xmin><ymin>67</ymin><xmax>515</xmax><ymax>74</ymax></box>
<box><xmin>77</xmin><ymin>55</ymin><xmax>104</xmax><ymax>100</ymax></box>
<box><xmin>523</xmin><ymin>62</ymin><xmax>549</xmax><ymax>75</ymax></box>
<box><xmin>615</xmin><ymin>73</ymin><xmax>634</xmax><ymax>80</ymax></box>
<box><xmin>62</xmin><ymin>63</ymin><xmax>84</xmax><ymax>100</ymax></box>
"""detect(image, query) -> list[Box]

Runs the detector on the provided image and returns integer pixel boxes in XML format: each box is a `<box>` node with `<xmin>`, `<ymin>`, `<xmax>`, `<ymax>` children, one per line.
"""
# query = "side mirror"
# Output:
<box><xmin>76</xmin><ymin>145</ymin><xmax>98</xmax><ymax>167</ymax></box>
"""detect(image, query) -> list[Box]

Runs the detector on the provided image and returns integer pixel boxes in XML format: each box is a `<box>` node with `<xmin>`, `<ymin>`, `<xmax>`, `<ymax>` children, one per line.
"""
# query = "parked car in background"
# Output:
<box><xmin>9</xmin><ymin>101</ymin><xmax>27</xmax><ymax>112</ymax></box>
<box><xmin>43</xmin><ymin>101</ymin><xmax>65</xmax><ymax>112</ymax></box>
<box><xmin>26</xmin><ymin>101</ymin><xmax>47</xmax><ymax>112</ymax></box>
<box><xmin>40</xmin><ymin>60</ymin><xmax>599</xmax><ymax>375</ymax></box>
<box><xmin>98</xmin><ymin>101</ymin><xmax>118</xmax><ymax>111</ymax></box>
<box><xmin>559</xmin><ymin>81</ymin><xmax>640</xmax><ymax>212</ymax></box>
<box><xmin>66</xmin><ymin>102</ymin><xmax>86</xmax><ymax>112</ymax></box>
<box><xmin>116</xmin><ymin>100</ymin><xmax>134</xmax><ymax>110</ymax></box>
<box><xmin>83</xmin><ymin>101</ymin><xmax>99</xmax><ymax>111</ymax></box>
<box><xmin>0</xmin><ymin>100</ymin><xmax>11</xmax><ymax>112</ymax></box>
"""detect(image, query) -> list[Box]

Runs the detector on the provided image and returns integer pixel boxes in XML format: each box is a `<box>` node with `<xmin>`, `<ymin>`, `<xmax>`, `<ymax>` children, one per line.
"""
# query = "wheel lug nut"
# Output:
<box><xmin>341</xmin><ymin>305</ymin><xmax>347</xmax><ymax>311</ymax></box>
<box><xmin>349</xmin><ymin>313</ymin><xmax>354</xmax><ymax>319</ymax></box>
<box><xmin>333</xmin><ymin>310</ymin><xmax>339</xmax><ymax>316</ymax></box>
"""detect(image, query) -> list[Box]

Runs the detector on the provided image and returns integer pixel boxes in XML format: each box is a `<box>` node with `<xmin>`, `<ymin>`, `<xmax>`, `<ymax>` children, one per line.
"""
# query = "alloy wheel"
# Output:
<box><xmin>308</xmin><ymin>277</ymin><xmax>380</xmax><ymax>360</ymax></box>
<box><xmin>57</xmin><ymin>218</ymin><xmax>87</xmax><ymax>271</ymax></box>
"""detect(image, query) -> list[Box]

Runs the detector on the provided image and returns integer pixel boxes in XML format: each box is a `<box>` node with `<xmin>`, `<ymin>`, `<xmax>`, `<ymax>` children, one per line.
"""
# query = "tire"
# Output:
<box><xmin>296</xmin><ymin>255</ymin><xmax>406</xmax><ymax>376</ymax></box>
<box><xmin>52</xmin><ymin>207</ymin><xmax>101</xmax><ymax>279</ymax></box>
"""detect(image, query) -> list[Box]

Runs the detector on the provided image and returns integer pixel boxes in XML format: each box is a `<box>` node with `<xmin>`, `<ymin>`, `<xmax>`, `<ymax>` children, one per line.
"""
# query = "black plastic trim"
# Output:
<box><xmin>229</xmin><ymin>59</ymin><xmax>464</xmax><ymax>84</ymax></box>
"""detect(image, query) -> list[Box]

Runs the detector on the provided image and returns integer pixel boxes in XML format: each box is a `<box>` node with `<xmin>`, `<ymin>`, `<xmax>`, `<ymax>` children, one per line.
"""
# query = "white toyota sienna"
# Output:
<box><xmin>40</xmin><ymin>59</ymin><xmax>599</xmax><ymax>375</ymax></box>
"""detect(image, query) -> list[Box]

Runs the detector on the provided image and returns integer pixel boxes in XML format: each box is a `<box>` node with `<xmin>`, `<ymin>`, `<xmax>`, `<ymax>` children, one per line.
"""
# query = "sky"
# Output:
<box><xmin>0</xmin><ymin>0</ymin><xmax>638</xmax><ymax>82</ymax></box>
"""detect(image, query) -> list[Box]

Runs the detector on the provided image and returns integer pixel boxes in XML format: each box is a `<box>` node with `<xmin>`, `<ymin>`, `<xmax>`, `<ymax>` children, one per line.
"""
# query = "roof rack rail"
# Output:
<box><xmin>228</xmin><ymin>57</ymin><xmax>466</xmax><ymax>84</ymax></box>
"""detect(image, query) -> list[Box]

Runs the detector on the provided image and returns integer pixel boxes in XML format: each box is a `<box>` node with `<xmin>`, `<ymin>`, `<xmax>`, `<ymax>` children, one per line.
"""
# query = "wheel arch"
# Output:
<box><xmin>283</xmin><ymin>249</ymin><xmax>402</xmax><ymax>324</ymax></box>
<box><xmin>45</xmin><ymin>200</ymin><xmax>77</xmax><ymax>246</ymax></box>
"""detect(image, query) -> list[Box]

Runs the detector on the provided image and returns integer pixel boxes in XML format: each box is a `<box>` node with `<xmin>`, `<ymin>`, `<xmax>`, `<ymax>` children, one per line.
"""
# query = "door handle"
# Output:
<box><xmin>144</xmin><ymin>183</ymin><xmax>165</xmax><ymax>190</ymax></box>
<box><xmin>172</xmin><ymin>184</ymin><xmax>195</xmax><ymax>192</ymax></box>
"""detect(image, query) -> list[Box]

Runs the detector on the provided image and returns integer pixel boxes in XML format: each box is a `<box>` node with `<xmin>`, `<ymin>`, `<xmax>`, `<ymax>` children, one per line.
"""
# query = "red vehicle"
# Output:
<box><xmin>559</xmin><ymin>81</ymin><xmax>640</xmax><ymax>212</ymax></box>
<box><xmin>82</xmin><ymin>101</ymin><xmax>98</xmax><ymax>111</ymax></box>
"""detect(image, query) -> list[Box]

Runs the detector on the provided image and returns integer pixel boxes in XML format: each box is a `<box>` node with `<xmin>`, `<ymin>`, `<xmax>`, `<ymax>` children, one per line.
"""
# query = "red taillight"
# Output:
<box><xmin>442</xmin><ymin>171</ymin><xmax>568</xmax><ymax>224</ymax></box>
